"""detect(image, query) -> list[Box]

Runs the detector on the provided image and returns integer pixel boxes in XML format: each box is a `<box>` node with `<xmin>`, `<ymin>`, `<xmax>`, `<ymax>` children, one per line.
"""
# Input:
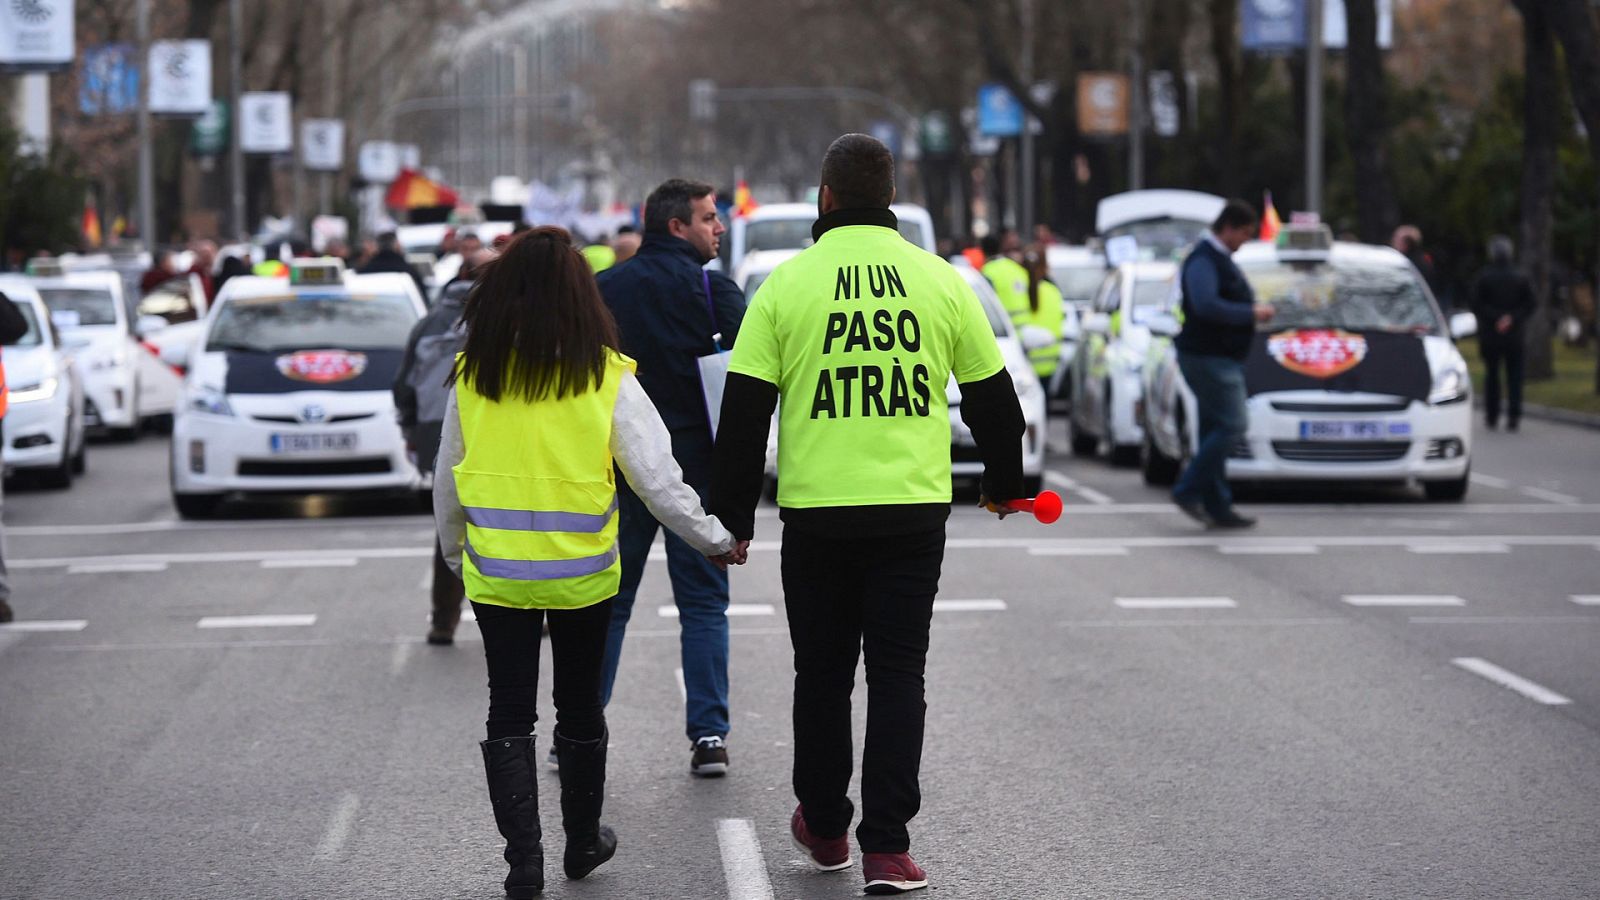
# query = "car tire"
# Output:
<box><xmin>1103</xmin><ymin>384</ymin><xmax>1139</xmax><ymax>467</ymax></box>
<box><xmin>1141</xmin><ymin>433</ymin><xmax>1180</xmax><ymax>486</ymax></box>
<box><xmin>1068</xmin><ymin>415</ymin><xmax>1098</xmax><ymax>456</ymax></box>
<box><xmin>173</xmin><ymin>492</ymin><xmax>223</xmax><ymax>518</ymax></box>
<box><xmin>1423</xmin><ymin>470</ymin><xmax>1469</xmax><ymax>502</ymax></box>
<box><xmin>70</xmin><ymin>436</ymin><xmax>86</xmax><ymax>475</ymax></box>
<box><xmin>40</xmin><ymin>447</ymin><xmax>73</xmax><ymax>490</ymax></box>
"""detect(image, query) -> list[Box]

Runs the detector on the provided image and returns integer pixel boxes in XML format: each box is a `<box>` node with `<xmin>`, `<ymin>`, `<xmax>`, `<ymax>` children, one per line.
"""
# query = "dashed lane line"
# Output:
<box><xmin>1029</xmin><ymin>546</ymin><xmax>1130</xmax><ymax>557</ymax></box>
<box><xmin>1452</xmin><ymin>657</ymin><xmax>1572</xmax><ymax>705</ymax></box>
<box><xmin>1406</xmin><ymin>543</ymin><xmax>1511</xmax><ymax>555</ymax></box>
<box><xmin>1469</xmin><ymin>472</ymin><xmax>1513</xmax><ymax>490</ymax></box>
<box><xmin>1521</xmin><ymin>486</ymin><xmax>1582</xmax><ymax>505</ymax></box>
<box><xmin>658</xmin><ymin>604</ymin><xmax>776</xmax><ymax>618</ymax></box>
<box><xmin>675</xmin><ymin>668</ymin><xmax>687</xmax><ymax>702</ymax></box>
<box><xmin>260</xmin><ymin>558</ymin><xmax>360</xmax><ymax>569</ymax></box>
<box><xmin>716</xmin><ymin>818</ymin><xmax>776</xmax><ymax>900</ymax></box>
<box><xmin>1343</xmin><ymin>595</ymin><xmax>1465</xmax><ymax>607</ymax></box>
<box><xmin>1216</xmin><ymin>545</ymin><xmax>1320</xmax><ymax>555</ymax></box>
<box><xmin>1572</xmin><ymin>595</ymin><xmax>1600</xmax><ymax>606</ymax></box>
<box><xmin>67</xmin><ymin>562</ymin><xmax>169</xmax><ymax>575</ymax></box>
<box><xmin>1412</xmin><ymin>615</ymin><xmax>1600</xmax><ymax>625</ymax></box>
<box><xmin>0</xmin><ymin>620</ymin><xmax>87</xmax><ymax>632</ymax></box>
<box><xmin>314</xmin><ymin>792</ymin><xmax>361</xmax><ymax>862</ymax></box>
<box><xmin>1114</xmin><ymin>597</ymin><xmax>1237</xmax><ymax>610</ymax></box>
<box><xmin>196</xmin><ymin>614</ymin><xmax>318</xmax><ymax>629</ymax></box>
<box><xmin>933</xmin><ymin>599</ymin><xmax>1008</xmax><ymax>612</ymax></box>
<box><xmin>1043</xmin><ymin>469</ymin><xmax>1114</xmax><ymax>505</ymax></box>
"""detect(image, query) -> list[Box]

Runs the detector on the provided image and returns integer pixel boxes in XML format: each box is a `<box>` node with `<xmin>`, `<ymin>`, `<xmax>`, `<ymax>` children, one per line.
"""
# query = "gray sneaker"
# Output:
<box><xmin>690</xmin><ymin>736</ymin><xmax>728</xmax><ymax>777</ymax></box>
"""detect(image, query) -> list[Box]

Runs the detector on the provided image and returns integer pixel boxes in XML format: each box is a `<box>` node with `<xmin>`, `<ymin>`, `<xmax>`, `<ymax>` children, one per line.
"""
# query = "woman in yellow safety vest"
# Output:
<box><xmin>1022</xmin><ymin>244</ymin><xmax>1065</xmax><ymax>380</ymax></box>
<box><xmin>434</xmin><ymin>227</ymin><xmax>743</xmax><ymax>899</ymax></box>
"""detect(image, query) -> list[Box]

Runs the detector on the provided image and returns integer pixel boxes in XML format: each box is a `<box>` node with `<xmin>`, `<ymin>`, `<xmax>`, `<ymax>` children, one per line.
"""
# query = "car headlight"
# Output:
<box><xmin>187</xmin><ymin>386</ymin><xmax>234</xmax><ymax>416</ymax></box>
<box><xmin>1429</xmin><ymin>365</ymin><xmax>1470</xmax><ymax>405</ymax></box>
<box><xmin>9</xmin><ymin>377</ymin><xmax>59</xmax><ymax>404</ymax></box>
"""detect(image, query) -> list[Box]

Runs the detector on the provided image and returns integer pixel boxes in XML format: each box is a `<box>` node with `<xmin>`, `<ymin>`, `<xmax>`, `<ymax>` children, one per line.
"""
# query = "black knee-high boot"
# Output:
<box><xmin>480</xmin><ymin>736</ymin><xmax>544</xmax><ymax>898</ymax></box>
<box><xmin>554</xmin><ymin>727</ymin><xmax>617</xmax><ymax>880</ymax></box>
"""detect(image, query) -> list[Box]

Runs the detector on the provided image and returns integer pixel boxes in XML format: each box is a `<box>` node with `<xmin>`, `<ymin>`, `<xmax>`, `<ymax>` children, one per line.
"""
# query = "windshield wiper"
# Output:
<box><xmin>207</xmin><ymin>341</ymin><xmax>272</xmax><ymax>353</ymax></box>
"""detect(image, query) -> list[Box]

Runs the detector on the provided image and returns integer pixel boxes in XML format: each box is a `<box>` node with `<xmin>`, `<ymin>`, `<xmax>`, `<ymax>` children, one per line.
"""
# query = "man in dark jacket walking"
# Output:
<box><xmin>596</xmin><ymin>178</ymin><xmax>746</xmax><ymax>776</ymax></box>
<box><xmin>1171</xmin><ymin>200</ymin><xmax>1275</xmax><ymax>529</ymax></box>
<box><xmin>358</xmin><ymin>231</ymin><xmax>428</xmax><ymax>300</ymax></box>
<box><xmin>1470</xmin><ymin>236</ymin><xmax>1537</xmax><ymax>432</ymax></box>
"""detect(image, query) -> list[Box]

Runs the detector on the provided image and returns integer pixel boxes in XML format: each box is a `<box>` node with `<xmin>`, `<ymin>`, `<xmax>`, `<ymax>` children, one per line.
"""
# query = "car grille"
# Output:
<box><xmin>250</xmin><ymin>413</ymin><xmax>378</xmax><ymax>425</ymax></box>
<box><xmin>237</xmin><ymin>458</ymin><xmax>393</xmax><ymax>477</ymax></box>
<box><xmin>1269</xmin><ymin>400</ymin><xmax>1411</xmax><ymax>414</ymax></box>
<box><xmin>1271</xmin><ymin>441</ymin><xmax>1411</xmax><ymax>463</ymax></box>
<box><xmin>1228</xmin><ymin>438</ymin><xmax>1254</xmax><ymax>460</ymax></box>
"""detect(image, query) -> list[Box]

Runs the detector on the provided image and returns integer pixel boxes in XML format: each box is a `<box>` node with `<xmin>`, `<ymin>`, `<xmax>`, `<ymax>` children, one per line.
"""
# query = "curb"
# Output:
<box><xmin>1519</xmin><ymin>402</ymin><xmax>1600</xmax><ymax>431</ymax></box>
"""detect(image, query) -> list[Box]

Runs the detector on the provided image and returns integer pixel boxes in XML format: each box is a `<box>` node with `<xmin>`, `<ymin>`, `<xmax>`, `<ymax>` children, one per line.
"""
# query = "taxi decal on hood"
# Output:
<box><xmin>275</xmin><ymin>350</ymin><xmax>368</xmax><ymax>384</ymax></box>
<box><xmin>1267</xmin><ymin>329</ymin><xmax>1367</xmax><ymax>379</ymax></box>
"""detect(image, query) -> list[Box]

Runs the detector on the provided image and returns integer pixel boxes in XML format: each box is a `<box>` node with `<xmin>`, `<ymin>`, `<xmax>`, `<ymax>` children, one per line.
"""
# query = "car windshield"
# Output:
<box><xmin>1105</xmin><ymin>218</ymin><xmax>1210</xmax><ymax>261</ymax></box>
<box><xmin>1131</xmin><ymin>279</ymin><xmax>1176</xmax><ymax>324</ymax></box>
<box><xmin>745</xmin><ymin>219</ymin><xmax>813</xmax><ymax>254</ymax></box>
<box><xmin>10</xmin><ymin>302</ymin><xmax>44</xmax><ymax>347</ymax></box>
<box><xmin>1242</xmin><ymin>260</ymin><xmax>1443</xmax><ymax>335</ymax></box>
<box><xmin>138</xmin><ymin>279</ymin><xmax>201</xmax><ymax>323</ymax></box>
<box><xmin>37</xmin><ymin>287</ymin><xmax>120</xmax><ymax>327</ymax></box>
<box><xmin>206</xmin><ymin>293</ymin><xmax>419</xmax><ymax>353</ymax></box>
<box><xmin>896</xmin><ymin>220</ymin><xmax>928</xmax><ymax>248</ymax></box>
<box><xmin>1051</xmin><ymin>266</ymin><xmax>1107</xmax><ymax>306</ymax></box>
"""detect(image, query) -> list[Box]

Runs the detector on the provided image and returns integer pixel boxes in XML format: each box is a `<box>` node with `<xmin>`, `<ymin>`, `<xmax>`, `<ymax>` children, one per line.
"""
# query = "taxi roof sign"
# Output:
<box><xmin>289</xmin><ymin>257</ymin><xmax>346</xmax><ymax>286</ymax></box>
<box><xmin>1276</xmin><ymin>222</ymin><xmax>1334</xmax><ymax>262</ymax></box>
<box><xmin>25</xmin><ymin>257</ymin><xmax>65</xmax><ymax>277</ymax></box>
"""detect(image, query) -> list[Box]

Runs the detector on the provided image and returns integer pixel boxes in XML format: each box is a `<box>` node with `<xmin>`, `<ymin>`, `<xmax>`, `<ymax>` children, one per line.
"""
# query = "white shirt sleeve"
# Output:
<box><xmin>611</xmin><ymin>371</ymin><xmax>736</xmax><ymax>557</ymax></box>
<box><xmin>432</xmin><ymin>388</ymin><xmax>467</xmax><ymax>577</ymax></box>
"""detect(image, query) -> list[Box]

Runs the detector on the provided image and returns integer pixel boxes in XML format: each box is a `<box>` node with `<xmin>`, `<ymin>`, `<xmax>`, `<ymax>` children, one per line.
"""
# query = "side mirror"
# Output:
<box><xmin>1146</xmin><ymin>312</ymin><xmax>1182</xmax><ymax>338</ymax></box>
<box><xmin>1018</xmin><ymin>324</ymin><xmax>1056</xmax><ymax>353</ymax></box>
<box><xmin>1081</xmin><ymin>312</ymin><xmax>1111</xmax><ymax>335</ymax></box>
<box><xmin>136</xmin><ymin>314</ymin><xmax>170</xmax><ymax>337</ymax></box>
<box><xmin>1449</xmin><ymin>311</ymin><xmax>1477</xmax><ymax>340</ymax></box>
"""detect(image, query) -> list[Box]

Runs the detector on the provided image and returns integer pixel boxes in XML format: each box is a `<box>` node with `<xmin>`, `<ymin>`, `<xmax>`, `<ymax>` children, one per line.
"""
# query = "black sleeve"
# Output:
<box><xmin>0</xmin><ymin>292</ymin><xmax>30</xmax><ymax>345</ymax></box>
<box><xmin>957</xmin><ymin>369</ymin><xmax>1027</xmax><ymax>504</ymax></box>
<box><xmin>392</xmin><ymin>317</ymin><xmax>426</xmax><ymax>435</ymax></box>
<box><xmin>709</xmin><ymin>270</ymin><xmax>747</xmax><ymax>348</ymax></box>
<box><xmin>708</xmin><ymin>372</ymin><xmax>778</xmax><ymax>541</ymax></box>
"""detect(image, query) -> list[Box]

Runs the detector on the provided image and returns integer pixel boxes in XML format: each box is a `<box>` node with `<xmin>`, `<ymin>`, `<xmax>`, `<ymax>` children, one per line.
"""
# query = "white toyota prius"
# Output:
<box><xmin>168</xmin><ymin>260</ymin><xmax>427</xmax><ymax>517</ymax></box>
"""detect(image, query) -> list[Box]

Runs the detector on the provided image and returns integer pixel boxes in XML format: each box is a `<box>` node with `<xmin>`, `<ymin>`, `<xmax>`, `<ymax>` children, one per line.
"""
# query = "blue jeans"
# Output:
<box><xmin>600</xmin><ymin>477</ymin><xmax>730</xmax><ymax>741</ymax></box>
<box><xmin>1173</xmin><ymin>352</ymin><xmax>1249</xmax><ymax>518</ymax></box>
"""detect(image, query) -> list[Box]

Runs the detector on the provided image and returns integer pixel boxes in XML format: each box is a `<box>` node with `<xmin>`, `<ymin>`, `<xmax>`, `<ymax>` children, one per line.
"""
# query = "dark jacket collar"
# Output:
<box><xmin>813</xmin><ymin>207</ymin><xmax>899</xmax><ymax>242</ymax></box>
<box><xmin>639</xmin><ymin>232</ymin><xmax>708</xmax><ymax>264</ymax></box>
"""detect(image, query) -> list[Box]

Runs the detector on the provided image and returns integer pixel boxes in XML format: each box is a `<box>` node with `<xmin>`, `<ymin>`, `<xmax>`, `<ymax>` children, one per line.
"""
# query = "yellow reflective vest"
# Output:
<box><xmin>581</xmin><ymin>244</ymin><xmax>617</xmax><ymax>274</ymax></box>
<box><xmin>982</xmin><ymin>257</ymin><xmax>1031</xmax><ymax>326</ymax></box>
<box><xmin>452</xmin><ymin>351</ymin><xmax>635</xmax><ymax>609</ymax></box>
<box><xmin>1025</xmin><ymin>279</ymin><xmax>1065</xmax><ymax>378</ymax></box>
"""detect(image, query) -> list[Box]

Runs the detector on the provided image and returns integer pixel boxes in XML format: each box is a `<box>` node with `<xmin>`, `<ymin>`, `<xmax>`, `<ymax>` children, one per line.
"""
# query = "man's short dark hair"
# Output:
<box><xmin>979</xmin><ymin>235</ymin><xmax>1001</xmax><ymax>257</ymax></box>
<box><xmin>820</xmin><ymin>133</ymin><xmax>895</xmax><ymax>209</ymax></box>
<box><xmin>644</xmin><ymin>179</ymin><xmax>715</xmax><ymax>235</ymax></box>
<box><xmin>376</xmin><ymin>232</ymin><xmax>400</xmax><ymax>252</ymax></box>
<box><xmin>1212</xmin><ymin>200</ymin><xmax>1259</xmax><ymax>233</ymax></box>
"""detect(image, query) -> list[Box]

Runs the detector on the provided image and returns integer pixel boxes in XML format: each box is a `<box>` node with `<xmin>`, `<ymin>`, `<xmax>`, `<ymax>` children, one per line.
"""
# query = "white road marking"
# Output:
<box><xmin>1060</xmin><ymin>617</ymin><xmax>1348</xmax><ymax>629</ymax></box>
<box><xmin>933</xmin><ymin>599</ymin><xmax>1008</xmax><ymax>612</ymax></box>
<box><xmin>67</xmin><ymin>562</ymin><xmax>169</xmax><ymax>574</ymax></box>
<box><xmin>1406</xmin><ymin>544</ymin><xmax>1511</xmax><ymax>555</ymax></box>
<box><xmin>1217</xmin><ymin>545</ymin><xmax>1320</xmax><ymax>555</ymax></box>
<box><xmin>8</xmin><ymin>516</ymin><xmax>433</xmax><ymax>537</ymax></box>
<box><xmin>0</xmin><ymin>620</ymin><xmax>88</xmax><ymax>632</ymax></box>
<box><xmin>197</xmin><ymin>614</ymin><xmax>317</xmax><ymax>629</ymax></box>
<box><xmin>1411</xmin><ymin>615</ymin><xmax>1600</xmax><ymax>625</ymax></box>
<box><xmin>657</xmin><ymin>603</ymin><xmax>775</xmax><ymax>618</ymax></box>
<box><xmin>314</xmin><ymin>792</ymin><xmax>361</xmax><ymax>861</ymax></box>
<box><xmin>260</xmin><ymin>558</ymin><xmax>360</xmax><ymax>569</ymax></box>
<box><xmin>389</xmin><ymin>641</ymin><xmax>414</xmax><ymax>676</ymax></box>
<box><xmin>716</xmin><ymin>818</ymin><xmax>776</xmax><ymax>900</ymax></box>
<box><xmin>1115</xmin><ymin>597</ymin><xmax>1237</xmax><ymax>610</ymax></box>
<box><xmin>1521</xmin><ymin>486</ymin><xmax>1581</xmax><ymax>505</ymax></box>
<box><xmin>1029</xmin><ymin>546</ymin><xmax>1130</xmax><ymax>556</ymax></box>
<box><xmin>675</xmin><ymin>667</ymin><xmax>687</xmax><ymax>702</ymax></box>
<box><xmin>1469</xmin><ymin>472</ymin><xmax>1512</xmax><ymax>490</ymax></box>
<box><xmin>415</xmin><ymin>569</ymin><xmax>431</xmax><ymax>590</ymax></box>
<box><xmin>1452</xmin><ymin>657</ymin><xmax>1572</xmax><ymax>705</ymax></box>
<box><xmin>1342</xmin><ymin>595</ymin><xmax>1465</xmax><ymax>607</ymax></box>
<box><xmin>1571</xmin><ymin>595</ymin><xmax>1600</xmax><ymax>606</ymax></box>
<box><xmin>13</xmin><ymin>547</ymin><xmax>430</xmax><ymax>570</ymax></box>
<box><xmin>1044</xmin><ymin>469</ymin><xmax>1114</xmax><ymax>505</ymax></box>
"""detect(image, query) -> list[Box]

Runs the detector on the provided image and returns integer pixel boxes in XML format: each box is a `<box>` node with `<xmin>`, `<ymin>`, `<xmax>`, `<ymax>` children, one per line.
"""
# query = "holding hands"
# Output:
<box><xmin>708</xmin><ymin>539</ymin><xmax>751</xmax><ymax>570</ymax></box>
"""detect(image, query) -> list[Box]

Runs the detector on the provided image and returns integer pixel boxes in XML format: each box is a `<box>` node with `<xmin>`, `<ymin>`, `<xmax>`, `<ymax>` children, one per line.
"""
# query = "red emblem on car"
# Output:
<box><xmin>1266</xmin><ymin>329</ymin><xmax>1367</xmax><ymax>379</ymax></box>
<box><xmin>275</xmin><ymin>350</ymin><xmax>368</xmax><ymax>384</ymax></box>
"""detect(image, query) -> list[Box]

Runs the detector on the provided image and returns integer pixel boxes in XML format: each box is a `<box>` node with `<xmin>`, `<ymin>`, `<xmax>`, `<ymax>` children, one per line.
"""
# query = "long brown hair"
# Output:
<box><xmin>1023</xmin><ymin>243</ymin><xmax>1052</xmax><ymax>314</ymax></box>
<box><xmin>451</xmin><ymin>226</ymin><xmax>620</xmax><ymax>402</ymax></box>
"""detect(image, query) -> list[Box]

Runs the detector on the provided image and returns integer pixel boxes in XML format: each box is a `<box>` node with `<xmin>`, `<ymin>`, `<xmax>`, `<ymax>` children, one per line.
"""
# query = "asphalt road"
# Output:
<box><xmin>2</xmin><ymin>417</ymin><xmax>1597</xmax><ymax>899</ymax></box>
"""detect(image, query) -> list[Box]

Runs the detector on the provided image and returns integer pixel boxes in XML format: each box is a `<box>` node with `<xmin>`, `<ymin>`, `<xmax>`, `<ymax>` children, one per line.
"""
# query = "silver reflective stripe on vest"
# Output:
<box><xmin>465</xmin><ymin>539</ymin><xmax>619</xmax><ymax>581</ymax></box>
<box><xmin>464</xmin><ymin>499</ymin><xmax>618</xmax><ymax>534</ymax></box>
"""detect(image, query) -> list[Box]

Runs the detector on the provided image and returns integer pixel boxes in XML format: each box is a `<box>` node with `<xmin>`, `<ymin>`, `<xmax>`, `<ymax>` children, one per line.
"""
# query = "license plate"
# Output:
<box><xmin>270</xmin><ymin>432</ymin><xmax>358</xmax><ymax>454</ymax></box>
<box><xmin>1298</xmin><ymin>420</ymin><xmax>1411</xmax><ymax>441</ymax></box>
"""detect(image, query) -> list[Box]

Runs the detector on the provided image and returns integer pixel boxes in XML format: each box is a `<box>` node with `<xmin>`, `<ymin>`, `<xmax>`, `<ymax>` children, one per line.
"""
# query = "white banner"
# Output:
<box><xmin>239</xmin><ymin>92</ymin><xmax>293</xmax><ymax>153</ymax></box>
<box><xmin>148</xmin><ymin>40</ymin><xmax>212</xmax><ymax>116</ymax></box>
<box><xmin>301</xmin><ymin>119</ymin><xmax>345</xmax><ymax>171</ymax></box>
<box><xmin>0</xmin><ymin>0</ymin><xmax>75</xmax><ymax>69</ymax></box>
<box><xmin>358</xmin><ymin>141</ymin><xmax>401</xmax><ymax>183</ymax></box>
<box><xmin>1148</xmin><ymin>71</ymin><xmax>1181</xmax><ymax>138</ymax></box>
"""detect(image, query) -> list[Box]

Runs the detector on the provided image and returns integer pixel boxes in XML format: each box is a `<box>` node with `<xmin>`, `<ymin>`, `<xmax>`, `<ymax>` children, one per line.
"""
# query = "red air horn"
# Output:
<box><xmin>1003</xmin><ymin>490</ymin><xmax>1064</xmax><ymax>524</ymax></box>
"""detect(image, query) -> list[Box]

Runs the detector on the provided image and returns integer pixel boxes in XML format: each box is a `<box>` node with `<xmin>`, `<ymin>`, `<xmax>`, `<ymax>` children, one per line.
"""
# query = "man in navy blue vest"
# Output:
<box><xmin>1172</xmin><ymin>200</ymin><xmax>1275</xmax><ymax>529</ymax></box>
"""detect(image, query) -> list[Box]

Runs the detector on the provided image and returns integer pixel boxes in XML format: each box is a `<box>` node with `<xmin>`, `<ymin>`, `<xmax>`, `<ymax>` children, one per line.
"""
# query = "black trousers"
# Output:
<box><xmin>473</xmin><ymin>599</ymin><xmax>614</xmax><ymax>743</ymax></box>
<box><xmin>781</xmin><ymin>525</ymin><xmax>945</xmax><ymax>854</ymax></box>
<box><xmin>431</xmin><ymin>540</ymin><xmax>465</xmax><ymax>630</ymax></box>
<box><xmin>1480</xmin><ymin>338</ymin><xmax>1525</xmax><ymax>426</ymax></box>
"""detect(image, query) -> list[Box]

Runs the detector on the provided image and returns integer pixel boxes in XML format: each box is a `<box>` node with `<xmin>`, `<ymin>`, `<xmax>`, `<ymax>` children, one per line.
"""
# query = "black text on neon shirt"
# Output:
<box><xmin>811</xmin><ymin>264</ymin><xmax>932</xmax><ymax>420</ymax></box>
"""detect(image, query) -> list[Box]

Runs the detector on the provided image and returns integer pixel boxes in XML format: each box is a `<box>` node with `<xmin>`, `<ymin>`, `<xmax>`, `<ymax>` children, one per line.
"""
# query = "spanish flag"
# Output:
<box><xmin>1260</xmin><ymin>190</ymin><xmax>1283</xmax><ymax>242</ymax></box>
<box><xmin>733</xmin><ymin>179</ymin><xmax>757</xmax><ymax>217</ymax></box>
<box><xmin>82</xmin><ymin>206</ymin><xmax>103</xmax><ymax>248</ymax></box>
<box><xmin>385</xmin><ymin>169</ymin><xmax>461</xmax><ymax>210</ymax></box>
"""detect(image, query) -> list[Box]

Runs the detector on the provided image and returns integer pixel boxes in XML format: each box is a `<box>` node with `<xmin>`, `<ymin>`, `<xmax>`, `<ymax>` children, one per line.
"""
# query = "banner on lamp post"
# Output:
<box><xmin>301</xmin><ymin>119</ymin><xmax>345</xmax><ymax>171</ymax></box>
<box><xmin>148</xmin><ymin>40</ymin><xmax>212</xmax><ymax>116</ymax></box>
<box><xmin>358</xmin><ymin>141</ymin><xmax>401</xmax><ymax>183</ymax></box>
<box><xmin>1077</xmin><ymin>73</ymin><xmax>1129</xmax><ymax>137</ymax></box>
<box><xmin>0</xmin><ymin>0</ymin><xmax>75</xmax><ymax>71</ymax></box>
<box><xmin>239</xmin><ymin>92</ymin><xmax>293</xmax><ymax>153</ymax></box>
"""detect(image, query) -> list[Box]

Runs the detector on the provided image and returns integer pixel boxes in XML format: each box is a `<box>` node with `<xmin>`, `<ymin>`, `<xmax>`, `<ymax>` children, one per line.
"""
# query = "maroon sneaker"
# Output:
<box><xmin>789</xmin><ymin>805</ymin><xmax>852</xmax><ymax>871</ymax></box>
<box><xmin>862</xmin><ymin>852</ymin><xmax>928</xmax><ymax>894</ymax></box>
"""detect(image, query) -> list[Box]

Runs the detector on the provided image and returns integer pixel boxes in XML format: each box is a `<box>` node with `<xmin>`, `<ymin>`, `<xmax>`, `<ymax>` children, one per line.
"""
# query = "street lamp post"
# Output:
<box><xmin>229</xmin><ymin>0</ymin><xmax>246</xmax><ymax>239</ymax></box>
<box><xmin>136</xmin><ymin>0</ymin><xmax>155</xmax><ymax>249</ymax></box>
<box><xmin>1305</xmin><ymin>0</ymin><xmax>1325</xmax><ymax>216</ymax></box>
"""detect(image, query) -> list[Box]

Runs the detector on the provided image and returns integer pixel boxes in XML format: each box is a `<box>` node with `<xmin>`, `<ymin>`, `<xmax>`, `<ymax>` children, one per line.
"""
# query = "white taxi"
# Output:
<box><xmin>0</xmin><ymin>277</ymin><xmax>87</xmax><ymax>488</ymax></box>
<box><xmin>727</xmin><ymin>203</ymin><xmax>938</xmax><ymax>274</ymax></box>
<box><xmin>29</xmin><ymin>269</ymin><xmax>182</xmax><ymax>438</ymax></box>
<box><xmin>168</xmin><ymin>260</ymin><xmax>427</xmax><ymax>517</ymax></box>
<box><xmin>1140</xmin><ymin>226</ymin><xmax>1475</xmax><ymax>500</ymax></box>
<box><xmin>953</xmin><ymin>265</ymin><xmax>1048</xmax><ymax>495</ymax></box>
<box><xmin>1068</xmin><ymin>260</ymin><xmax>1178</xmax><ymax>464</ymax></box>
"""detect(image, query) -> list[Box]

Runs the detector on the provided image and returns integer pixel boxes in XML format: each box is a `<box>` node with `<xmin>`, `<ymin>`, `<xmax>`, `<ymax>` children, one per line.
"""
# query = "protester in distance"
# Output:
<box><xmin>1171</xmin><ymin>199</ymin><xmax>1274</xmax><ymax>529</ymax></box>
<box><xmin>611</xmin><ymin>226</ymin><xmax>641</xmax><ymax>265</ymax></box>
<box><xmin>187</xmin><ymin>240</ymin><xmax>218</xmax><ymax>301</ymax></box>
<box><xmin>214</xmin><ymin>252</ymin><xmax>251</xmax><ymax>294</ymax></box>
<box><xmin>980</xmin><ymin>231</ymin><xmax>1031</xmax><ymax>328</ymax></box>
<box><xmin>1391</xmin><ymin>224</ymin><xmax>1443</xmax><ymax>305</ymax></box>
<box><xmin>396</xmin><ymin>248</ymin><xmax>495</xmax><ymax>646</ymax></box>
<box><xmin>1470</xmin><ymin>235</ymin><xmax>1537</xmax><ymax>432</ymax></box>
<box><xmin>434</xmin><ymin>227</ymin><xmax>743</xmax><ymax>899</ymax></box>
<box><xmin>0</xmin><ymin>290</ymin><xmax>35</xmax><ymax>623</ymax></box>
<box><xmin>581</xmin><ymin>234</ymin><xmax>617</xmax><ymax>274</ymax></box>
<box><xmin>595</xmin><ymin>178</ymin><xmax>747</xmax><ymax>778</ymax></box>
<box><xmin>1020</xmin><ymin>242</ymin><xmax>1065</xmax><ymax>384</ymax></box>
<box><xmin>139</xmin><ymin>250</ymin><xmax>179</xmax><ymax>295</ymax></box>
<box><xmin>358</xmin><ymin>231</ymin><xmax>428</xmax><ymax>299</ymax></box>
<box><xmin>711</xmin><ymin>133</ymin><xmax>1026</xmax><ymax>895</ymax></box>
